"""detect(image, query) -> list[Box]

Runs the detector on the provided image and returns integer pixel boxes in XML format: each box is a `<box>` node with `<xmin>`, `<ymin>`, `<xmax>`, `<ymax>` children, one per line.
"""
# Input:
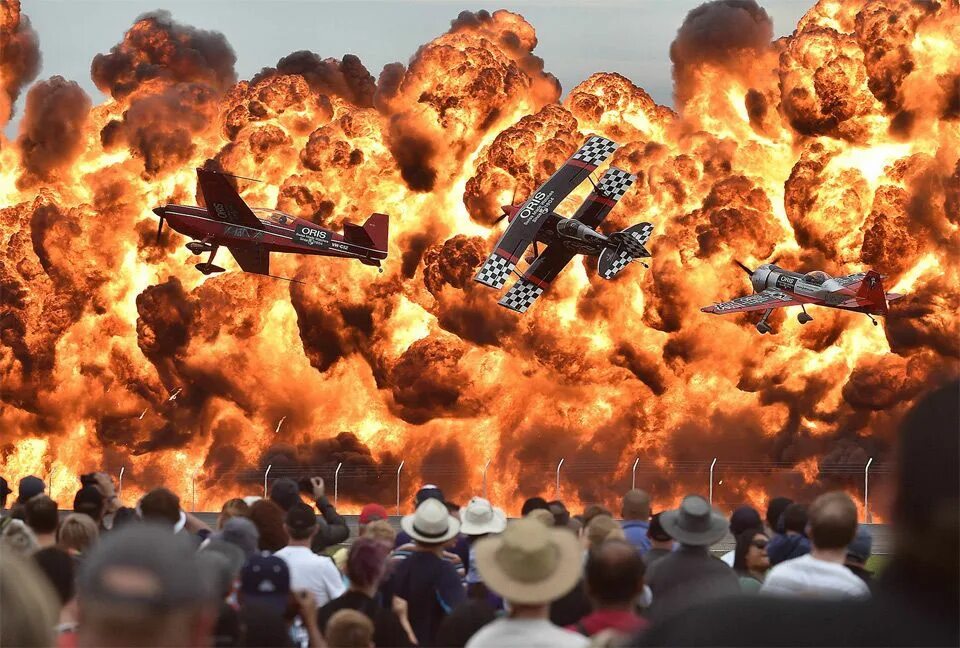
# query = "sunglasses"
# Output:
<box><xmin>751</xmin><ymin>539</ymin><xmax>768</xmax><ymax>549</ymax></box>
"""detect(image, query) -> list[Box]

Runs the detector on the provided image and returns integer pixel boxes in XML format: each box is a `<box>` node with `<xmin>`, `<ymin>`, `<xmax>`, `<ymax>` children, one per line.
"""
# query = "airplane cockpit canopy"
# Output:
<box><xmin>252</xmin><ymin>208</ymin><xmax>296</xmax><ymax>226</ymax></box>
<box><xmin>803</xmin><ymin>270</ymin><xmax>831</xmax><ymax>286</ymax></box>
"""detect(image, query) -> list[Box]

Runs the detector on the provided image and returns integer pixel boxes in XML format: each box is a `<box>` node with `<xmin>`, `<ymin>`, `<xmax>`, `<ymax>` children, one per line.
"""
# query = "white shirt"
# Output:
<box><xmin>720</xmin><ymin>549</ymin><xmax>735</xmax><ymax>567</ymax></box>
<box><xmin>273</xmin><ymin>545</ymin><xmax>346</xmax><ymax>607</ymax></box>
<box><xmin>466</xmin><ymin>618</ymin><xmax>589</xmax><ymax>648</ymax></box>
<box><xmin>760</xmin><ymin>553</ymin><xmax>870</xmax><ymax>599</ymax></box>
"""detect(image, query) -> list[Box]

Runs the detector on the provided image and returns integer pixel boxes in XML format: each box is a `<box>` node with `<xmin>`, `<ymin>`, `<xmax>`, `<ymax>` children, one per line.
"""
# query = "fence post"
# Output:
<box><xmin>334</xmin><ymin>462</ymin><xmax>343</xmax><ymax>507</ymax></box>
<box><xmin>864</xmin><ymin>457</ymin><xmax>874</xmax><ymax>523</ymax></box>
<box><xmin>482</xmin><ymin>460</ymin><xmax>491</xmax><ymax>499</ymax></box>
<box><xmin>631</xmin><ymin>457</ymin><xmax>640</xmax><ymax>490</ymax></box>
<box><xmin>708</xmin><ymin>457</ymin><xmax>717</xmax><ymax>505</ymax></box>
<box><xmin>275</xmin><ymin>417</ymin><xmax>286</xmax><ymax>435</ymax></box>
<box><xmin>263</xmin><ymin>464</ymin><xmax>272</xmax><ymax>498</ymax></box>
<box><xmin>555</xmin><ymin>458</ymin><xmax>564</xmax><ymax>499</ymax></box>
<box><xmin>118</xmin><ymin>466</ymin><xmax>125</xmax><ymax>502</ymax></box>
<box><xmin>192</xmin><ymin>473</ymin><xmax>197</xmax><ymax>512</ymax></box>
<box><xmin>396</xmin><ymin>461</ymin><xmax>405</xmax><ymax>516</ymax></box>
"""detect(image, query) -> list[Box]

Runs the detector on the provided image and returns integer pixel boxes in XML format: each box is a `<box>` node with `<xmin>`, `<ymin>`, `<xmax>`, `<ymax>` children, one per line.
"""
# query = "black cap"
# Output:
<box><xmin>647</xmin><ymin>512</ymin><xmax>672</xmax><ymax>542</ymax></box>
<box><xmin>17</xmin><ymin>475</ymin><xmax>45</xmax><ymax>503</ymax></box>
<box><xmin>78</xmin><ymin>523</ymin><xmax>208</xmax><ymax>609</ymax></box>
<box><xmin>0</xmin><ymin>476</ymin><xmax>11</xmax><ymax>498</ymax></box>
<box><xmin>269</xmin><ymin>478</ymin><xmax>301</xmax><ymax>511</ymax></box>
<box><xmin>415</xmin><ymin>484</ymin><xmax>445</xmax><ymax>506</ymax></box>
<box><xmin>284</xmin><ymin>503</ymin><xmax>317</xmax><ymax>533</ymax></box>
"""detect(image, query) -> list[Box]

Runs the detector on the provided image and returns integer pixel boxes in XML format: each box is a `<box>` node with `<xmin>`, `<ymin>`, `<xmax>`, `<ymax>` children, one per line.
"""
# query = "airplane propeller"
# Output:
<box><xmin>493</xmin><ymin>185</ymin><xmax>520</xmax><ymax>225</ymax></box>
<box><xmin>734</xmin><ymin>260</ymin><xmax>754</xmax><ymax>277</ymax></box>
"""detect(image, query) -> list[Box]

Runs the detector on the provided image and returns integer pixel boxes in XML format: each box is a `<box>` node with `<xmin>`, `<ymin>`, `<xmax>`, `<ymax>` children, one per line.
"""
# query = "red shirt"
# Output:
<box><xmin>567</xmin><ymin>609</ymin><xmax>649</xmax><ymax>636</ymax></box>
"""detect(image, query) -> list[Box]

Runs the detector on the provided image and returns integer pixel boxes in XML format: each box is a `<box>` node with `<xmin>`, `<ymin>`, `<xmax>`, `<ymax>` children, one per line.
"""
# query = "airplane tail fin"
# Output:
<box><xmin>598</xmin><ymin>222</ymin><xmax>653</xmax><ymax>280</ymax></box>
<box><xmin>343</xmin><ymin>213</ymin><xmax>389</xmax><ymax>254</ymax></box>
<box><xmin>857</xmin><ymin>270</ymin><xmax>890</xmax><ymax>313</ymax></box>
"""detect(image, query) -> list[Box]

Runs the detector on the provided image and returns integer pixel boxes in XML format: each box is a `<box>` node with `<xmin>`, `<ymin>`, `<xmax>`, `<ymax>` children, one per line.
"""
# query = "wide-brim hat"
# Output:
<box><xmin>474</xmin><ymin>518</ymin><xmax>581</xmax><ymax>605</ymax></box>
<box><xmin>459</xmin><ymin>497</ymin><xmax>507</xmax><ymax>536</ymax></box>
<box><xmin>400</xmin><ymin>498</ymin><xmax>460</xmax><ymax>544</ymax></box>
<box><xmin>660</xmin><ymin>495</ymin><xmax>728</xmax><ymax>547</ymax></box>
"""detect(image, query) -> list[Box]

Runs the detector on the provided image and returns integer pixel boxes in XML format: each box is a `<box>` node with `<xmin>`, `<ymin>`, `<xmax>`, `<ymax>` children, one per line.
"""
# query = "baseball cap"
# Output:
<box><xmin>359</xmin><ymin>503</ymin><xmax>388</xmax><ymax>525</ymax></box>
<box><xmin>647</xmin><ymin>512</ymin><xmax>672</xmax><ymax>542</ymax></box>
<box><xmin>414</xmin><ymin>484</ymin><xmax>444</xmax><ymax>506</ymax></box>
<box><xmin>78</xmin><ymin>523</ymin><xmax>208</xmax><ymax>609</ymax></box>
<box><xmin>211</xmin><ymin>517</ymin><xmax>260</xmax><ymax>557</ymax></box>
<box><xmin>846</xmin><ymin>525</ymin><xmax>872</xmax><ymax>563</ymax></box>
<box><xmin>284</xmin><ymin>503</ymin><xmax>317</xmax><ymax>533</ymax></box>
<box><xmin>17</xmin><ymin>475</ymin><xmax>45</xmax><ymax>503</ymax></box>
<box><xmin>269</xmin><ymin>478</ymin><xmax>301</xmax><ymax>511</ymax></box>
<box><xmin>240</xmin><ymin>553</ymin><xmax>290</xmax><ymax>613</ymax></box>
<box><xmin>729</xmin><ymin>505</ymin><xmax>762</xmax><ymax>536</ymax></box>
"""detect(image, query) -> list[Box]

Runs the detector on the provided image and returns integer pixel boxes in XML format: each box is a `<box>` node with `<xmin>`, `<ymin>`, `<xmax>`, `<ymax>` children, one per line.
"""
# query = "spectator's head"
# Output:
<box><xmin>526</xmin><ymin>508</ymin><xmax>555</xmax><ymax>527</ymax></box>
<box><xmin>733</xmin><ymin>528</ymin><xmax>770</xmax><ymax>575</ymax></box>
<box><xmin>2</xmin><ymin>518</ymin><xmax>40</xmax><ymax>556</ymax></box>
<box><xmin>358</xmin><ymin>503</ymin><xmax>388</xmax><ymax>530</ymax></box>
<box><xmin>248</xmin><ymin>499</ymin><xmax>289</xmax><ymax>552</ymax></box>
<box><xmin>0</xmin><ymin>476</ymin><xmax>11</xmax><ymax>509</ymax></box>
<box><xmin>622</xmin><ymin>489</ymin><xmax>651</xmax><ymax>522</ymax></box>
<box><xmin>585</xmin><ymin>538</ymin><xmax>646</xmax><ymax>607</ymax></box>
<box><xmin>197</xmin><ymin>549</ymin><xmax>236</xmax><ymax>602</ymax></box>
<box><xmin>807</xmin><ymin>491</ymin><xmax>858</xmax><ymax>551</ymax></box>
<box><xmin>284</xmin><ymin>502</ymin><xmax>317</xmax><ymax>542</ymax></box>
<box><xmin>585</xmin><ymin>514</ymin><xmax>625</xmax><ymax>550</ymax></box>
<box><xmin>112</xmin><ymin>507</ymin><xmax>138</xmax><ymax>529</ymax></box>
<box><xmin>459</xmin><ymin>496</ymin><xmax>507</xmax><ymax>538</ymax></box>
<box><xmin>647</xmin><ymin>512</ymin><xmax>673</xmax><ymax>547</ymax></box>
<box><xmin>77</xmin><ymin>523</ymin><xmax>214</xmax><ymax>648</ymax></box>
<box><xmin>0</xmin><ymin>553</ymin><xmax>58</xmax><ymax>647</ymax></box>
<box><xmin>435</xmin><ymin>599</ymin><xmax>497</xmax><ymax>647</ymax></box>
<box><xmin>268</xmin><ymin>478</ymin><xmax>301</xmax><ymax>511</ymax></box>
<box><xmin>199</xmin><ymin>540</ymin><xmax>245</xmax><ymax>598</ymax></box>
<box><xmin>138</xmin><ymin>488</ymin><xmax>182</xmax><ymax>529</ymax></box>
<box><xmin>445</xmin><ymin>501</ymin><xmax>461</xmax><ymax>520</ymax></box>
<box><xmin>33</xmin><ymin>546</ymin><xmax>76</xmax><ymax>606</ymax></box>
<box><xmin>239</xmin><ymin>553</ymin><xmax>291</xmax><ymax>614</ymax></box>
<box><xmin>729</xmin><ymin>505</ymin><xmax>762</xmax><ymax>537</ymax></box>
<box><xmin>660</xmin><ymin>495</ymin><xmax>728</xmax><ymax>547</ymax></box>
<box><xmin>583</xmin><ymin>504</ymin><xmax>613</xmax><ymax>527</ymax></box>
<box><xmin>520</xmin><ymin>496</ymin><xmax>549</xmax><ymax>516</ymax></box>
<box><xmin>414</xmin><ymin>484</ymin><xmax>445</xmax><ymax>507</ymax></box>
<box><xmin>475</xmin><ymin>517</ymin><xmax>581</xmax><ymax>606</ymax></box>
<box><xmin>361</xmin><ymin>519</ymin><xmax>397</xmax><ymax>547</ymax></box>
<box><xmin>17</xmin><ymin>475</ymin><xmax>45</xmax><ymax>505</ymax></box>
<box><xmin>58</xmin><ymin>513</ymin><xmax>99</xmax><ymax>555</ymax></box>
<box><xmin>345</xmin><ymin>537</ymin><xmax>391</xmax><ymax>591</ymax></box>
<box><xmin>766</xmin><ymin>496</ymin><xmax>793</xmax><ymax>532</ymax></box>
<box><xmin>25</xmin><ymin>494</ymin><xmax>59</xmax><ymax>536</ymax></box>
<box><xmin>400</xmin><ymin>497</ymin><xmax>460</xmax><ymax>548</ymax></box>
<box><xmin>212</xmin><ymin>516</ymin><xmax>260</xmax><ymax>557</ymax></box>
<box><xmin>782</xmin><ymin>503</ymin><xmax>808</xmax><ymax>534</ymax></box>
<box><xmin>325</xmin><ymin>609</ymin><xmax>374</xmax><ymax>648</ymax></box>
<box><xmin>74</xmin><ymin>485</ymin><xmax>105</xmax><ymax>523</ymax></box>
<box><xmin>892</xmin><ymin>380</ymin><xmax>958</xmax><ymax>585</ymax></box>
<box><xmin>548</xmin><ymin>500</ymin><xmax>570</xmax><ymax>527</ymax></box>
<box><xmin>217</xmin><ymin>498</ymin><xmax>249</xmax><ymax>530</ymax></box>
<box><xmin>846</xmin><ymin>525</ymin><xmax>872</xmax><ymax>567</ymax></box>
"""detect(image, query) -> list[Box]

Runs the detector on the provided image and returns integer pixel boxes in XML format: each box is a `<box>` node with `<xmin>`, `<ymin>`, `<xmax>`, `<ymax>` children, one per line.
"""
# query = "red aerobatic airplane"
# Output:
<box><xmin>152</xmin><ymin>169</ymin><xmax>388</xmax><ymax>279</ymax></box>
<box><xmin>701</xmin><ymin>261</ymin><xmax>904</xmax><ymax>334</ymax></box>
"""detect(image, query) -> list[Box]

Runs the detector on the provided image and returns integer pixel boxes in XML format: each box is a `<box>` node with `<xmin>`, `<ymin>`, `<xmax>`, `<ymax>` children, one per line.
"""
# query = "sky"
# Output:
<box><xmin>9</xmin><ymin>0</ymin><xmax>814</xmax><ymax>136</ymax></box>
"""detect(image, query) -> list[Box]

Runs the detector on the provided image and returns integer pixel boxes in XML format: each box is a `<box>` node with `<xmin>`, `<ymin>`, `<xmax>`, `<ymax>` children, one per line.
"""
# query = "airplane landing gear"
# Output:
<box><xmin>867</xmin><ymin>314</ymin><xmax>878</xmax><ymax>326</ymax></box>
<box><xmin>186</xmin><ymin>241</ymin><xmax>211</xmax><ymax>255</ymax></box>
<box><xmin>797</xmin><ymin>306</ymin><xmax>813</xmax><ymax>325</ymax></box>
<box><xmin>196</xmin><ymin>245</ymin><xmax>223</xmax><ymax>275</ymax></box>
<box><xmin>757</xmin><ymin>308</ymin><xmax>773</xmax><ymax>334</ymax></box>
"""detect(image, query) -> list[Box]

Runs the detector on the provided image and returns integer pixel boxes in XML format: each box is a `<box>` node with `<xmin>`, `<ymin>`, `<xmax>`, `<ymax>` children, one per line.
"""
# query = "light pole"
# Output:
<box><xmin>275</xmin><ymin>417</ymin><xmax>286</xmax><ymax>434</ymax></box>
<box><xmin>396</xmin><ymin>461</ymin><xmax>405</xmax><ymax>516</ymax></box>
<box><xmin>334</xmin><ymin>462</ymin><xmax>343</xmax><ymax>507</ymax></box>
<box><xmin>555</xmin><ymin>458</ymin><xmax>565</xmax><ymax>499</ymax></box>
<box><xmin>118</xmin><ymin>466</ymin><xmax>125</xmax><ymax>502</ymax></box>
<box><xmin>708</xmin><ymin>457</ymin><xmax>717</xmax><ymax>505</ymax></box>
<box><xmin>631</xmin><ymin>457</ymin><xmax>640</xmax><ymax>490</ymax></box>
<box><xmin>864</xmin><ymin>457</ymin><xmax>874</xmax><ymax>523</ymax></box>
<box><xmin>263</xmin><ymin>464</ymin><xmax>272</xmax><ymax>498</ymax></box>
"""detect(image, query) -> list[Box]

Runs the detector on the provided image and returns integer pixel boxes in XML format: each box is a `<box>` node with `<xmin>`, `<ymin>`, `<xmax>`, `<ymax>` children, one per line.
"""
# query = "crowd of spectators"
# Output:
<box><xmin>0</xmin><ymin>380</ymin><xmax>956</xmax><ymax>647</ymax></box>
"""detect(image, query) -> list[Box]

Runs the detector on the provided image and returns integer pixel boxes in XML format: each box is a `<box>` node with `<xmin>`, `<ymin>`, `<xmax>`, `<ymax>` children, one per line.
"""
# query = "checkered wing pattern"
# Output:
<box><xmin>599</xmin><ymin>222</ymin><xmax>654</xmax><ymax>280</ymax></box>
<box><xmin>474</xmin><ymin>253</ymin><xmax>516</xmax><ymax>289</ymax></box>
<box><xmin>597</xmin><ymin>167</ymin><xmax>636</xmax><ymax>201</ymax></box>
<box><xmin>572</xmin><ymin>136</ymin><xmax>619</xmax><ymax>167</ymax></box>
<box><xmin>498</xmin><ymin>278</ymin><xmax>544</xmax><ymax>313</ymax></box>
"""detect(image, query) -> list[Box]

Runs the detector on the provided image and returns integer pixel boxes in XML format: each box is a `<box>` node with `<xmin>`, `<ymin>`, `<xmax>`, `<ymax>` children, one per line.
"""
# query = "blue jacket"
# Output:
<box><xmin>622</xmin><ymin>520</ymin><xmax>652</xmax><ymax>555</ymax></box>
<box><xmin>766</xmin><ymin>532</ymin><xmax>811</xmax><ymax>565</ymax></box>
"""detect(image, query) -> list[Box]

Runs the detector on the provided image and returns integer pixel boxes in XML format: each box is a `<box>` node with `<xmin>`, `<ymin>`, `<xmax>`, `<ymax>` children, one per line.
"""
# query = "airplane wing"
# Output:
<box><xmin>571</xmin><ymin>167</ymin><xmax>637</xmax><ymax>229</ymax></box>
<box><xmin>228</xmin><ymin>245</ymin><xmax>270</xmax><ymax>275</ymax></box>
<box><xmin>475</xmin><ymin>136</ymin><xmax>618</xmax><ymax>289</ymax></box>
<box><xmin>701</xmin><ymin>288</ymin><xmax>803</xmax><ymax>314</ymax></box>
<box><xmin>497</xmin><ymin>244</ymin><xmax>576</xmax><ymax>313</ymax></box>
<box><xmin>196</xmin><ymin>169</ymin><xmax>266</xmax><ymax>231</ymax></box>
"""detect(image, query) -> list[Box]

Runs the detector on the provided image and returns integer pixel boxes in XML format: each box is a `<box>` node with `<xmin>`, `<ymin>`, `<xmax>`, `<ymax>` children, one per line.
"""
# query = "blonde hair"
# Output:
<box><xmin>1</xmin><ymin>519</ymin><xmax>40</xmax><ymax>556</ymax></box>
<box><xmin>58</xmin><ymin>513</ymin><xmax>99</xmax><ymax>554</ymax></box>
<box><xmin>526</xmin><ymin>509</ymin><xmax>555</xmax><ymax>527</ymax></box>
<box><xmin>362</xmin><ymin>519</ymin><xmax>397</xmax><ymax>546</ymax></box>
<box><xmin>325</xmin><ymin>609</ymin><xmax>374</xmax><ymax>648</ymax></box>
<box><xmin>585</xmin><ymin>514</ymin><xmax>624</xmax><ymax>550</ymax></box>
<box><xmin>217</xmin><ymin>498</ymin><xmax>250</xmax><ymax>530</ymax></box>
<box><xmin>0</xmin><ymin>553</ymin><xmax>58</xmax><ymax>647</ymax></box>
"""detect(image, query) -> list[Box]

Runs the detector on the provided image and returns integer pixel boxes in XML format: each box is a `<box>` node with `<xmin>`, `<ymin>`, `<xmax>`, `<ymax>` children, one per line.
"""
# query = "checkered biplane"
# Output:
<box><xmin>474</xmin><ymin>136</ymin><xmax>653</xmax><ymax>314</ymax></box>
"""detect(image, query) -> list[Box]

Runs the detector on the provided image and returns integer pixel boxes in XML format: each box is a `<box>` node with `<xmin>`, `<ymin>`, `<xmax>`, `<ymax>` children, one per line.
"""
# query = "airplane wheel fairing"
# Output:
<box><xmin>757</xmin><ymin>322</ymin><xmax>772</xmax><ymax>334</ymax></box>
<box><xmin>196</xmin><ymin>263</ymin><xmax>225</xmax><ymax>275</ymax></box>
<box><xmin>798</xmin><ymin>312</ymin><xmax>813</xmax><ymax>324</ymax></box>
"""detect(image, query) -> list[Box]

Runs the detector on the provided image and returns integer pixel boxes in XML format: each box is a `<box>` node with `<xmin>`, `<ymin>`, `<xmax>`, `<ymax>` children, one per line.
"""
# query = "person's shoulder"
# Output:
<box><xmin>464</xmin><ymin>618</ymin><xmax>505</xmax><ymax>647</ymax></box>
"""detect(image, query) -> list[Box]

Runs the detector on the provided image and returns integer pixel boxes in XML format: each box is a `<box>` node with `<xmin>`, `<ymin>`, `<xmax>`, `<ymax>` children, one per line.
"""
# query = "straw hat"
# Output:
<box><xmin>660</xmin><ymin>495</ymin><xmax>728</xmax><ymax>547</ymax></box>
<box><xmin>400</xmin><ymin>498</ymin><xmax>460</xmax><ymax>544</ymax></box>
<box><xmin>459</xmin><ymin>497</ymin><xmax>507</xmax><ymax>536</ymax></box>
<box><xmin>474</xmin><ymin>518</ymin><xmax>581</xmax><ymax>605</ymax></box>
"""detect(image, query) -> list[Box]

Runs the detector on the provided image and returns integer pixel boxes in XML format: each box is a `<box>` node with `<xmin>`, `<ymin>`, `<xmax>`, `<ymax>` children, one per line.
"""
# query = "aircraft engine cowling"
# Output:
<box><xmin>751</xmin><ymin>264</ymin><xmax>776</xmax><ymax>293</ymax></box>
